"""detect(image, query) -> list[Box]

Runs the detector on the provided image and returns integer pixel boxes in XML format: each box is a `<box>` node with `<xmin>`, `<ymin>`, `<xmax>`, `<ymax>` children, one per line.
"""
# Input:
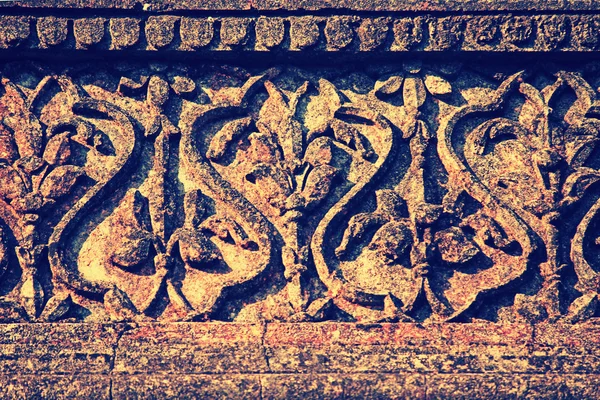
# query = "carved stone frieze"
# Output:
<box><xmin>2</xmin><ymin>13</ymin><xmax>600</xmax><ymax>52</ymax></box>
<box><xmin>0</xmin><ymin>61</ymin><xmax>599</xmax><ymax>325</ymax></box>
<box><xmin>3</xmin><ymin>0</ymin><xmax>600</xmax><ymax>397</ymax></box>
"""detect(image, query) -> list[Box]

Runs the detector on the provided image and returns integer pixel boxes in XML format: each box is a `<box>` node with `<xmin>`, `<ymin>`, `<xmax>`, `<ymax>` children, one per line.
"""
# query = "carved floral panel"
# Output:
<box><xmin>1</xmin><ymin>60</ymin><xmax>600</xmax><ymax>324</ymax></box>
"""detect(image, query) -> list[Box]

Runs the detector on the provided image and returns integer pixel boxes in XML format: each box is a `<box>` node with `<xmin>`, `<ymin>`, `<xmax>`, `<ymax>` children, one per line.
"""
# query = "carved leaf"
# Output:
<box><xmin>305</xmin><ymin>79</ymin><xmax>341</xmax><ymax>137</ymax></box>
<box><xmin>0</xmin><ymin>298</ymin><xmax>27</xmax><ymax>323</ymax></box>
<box><xmin>39</xmin><ymin>165</ymin><xmax>84</xmax><ymax>199</ymax></box>
<box><xmin>29</xmin><ymin>76</ymin><xmax>82</xmax><ymax>130</ymax></box>
<box><xmin>0</xmin><ymin>123</ymin><xmax>18</xmax><ymax>164</ymax></box>
<box><xmin>246</xmin><ymin>163</ymin><xmax>293</xmax><ymax>211</ymax></box>
<box><xmin>567</xmin><ymin>136</ymin><xmax>599</xmax><ymax>168</ymax></box>
<box><xmin>0</xmin><ymin>165</ymin><xmax>27</xmax><ymax>202</ymax></box>
<box><xmin>331</xmin><ymin>119</ymin><xmax>374</xmax><ymax>159</ymax></box>
<box><xmin>374</xmin><ymin>75</ymin><xmax>404</xmax><ymax>95</ymax></box>
<box><xmin>305</xmin><ymin>297</ymin><xmax>333</xmax><ymax>320</ymax></box>
<box><xmin>303</xmin><ymin>137</ymin><xmax>333</xmax><ymax>167</ymax></box>
<box><xmin>301</xmin><ymin>164</ymin><xmax>337</xmax><ymax>209</ymax></box>
<box><xmin>423</xmin><ymin>74</ymin><xmax>452</xmax><ymax>96</ymax></box>
<box><xmin>561</xmin><ymin>167</ymin><xmax>600</xmax><ymax>206</ymax></box>
<box><xmin>564</xmin><ymin>121</ymin><xmax>600</xmax><ymax>167</ymax></box>
<box><xmin>148</xmin><ymin>76</ymin><xmax>170</xmax><ymax>108</ymax></box>
<box><xmin>207</xmin><ymin>117</ymin><xmax>252</xmax><ymax>162</ymax></box>
<box><xmin>0</xmin><ymin>80</ymin><xmax>43</xmax><ymax>159</ymax></box>
<box><xmin>177</xmin><ymin>230</ymin><xmax>223</xmax><ymax>270</ymax></box>
<box><xmin>109</xmin><ymin>191</ymin><xmax>154</xmax><ymax>269</ymax></box>
<box><xmin>43</xmin><ymin>133</ymin><xmax>71</xmax><ymax>166</ymax></box>
<box><xmin>336</xmin><ymin>213</ymin><xmax>388</xmax><ymax>259</ymax></box>
<box><xmin>368</xmin><ymin>221</ymin><xmax>413</xmax><ymax>263</ymax></box>
<box><xmin>257</xmin><ymin>81</ymin><xmax>307</xmax><ymax>167</ymax></box>
<box><xmin>40</xmin><ymin>292</ymin><xmax>72</xmax><ymax>322</ymax></box>
<box><xmin>20</xmin><ymin>275</ymin><xmax>44</xmax><ymax>319</ymax></box>
<box><xmin>247</xmin><ymin>131</ymin><xmax>283</xmax><ymax>165</ymax></box>
<box><xmin>375</xmin><ymin>189</ymin><xmax>406</xmax><ymax>219</ymax></box>
<box><xmin>403</xmin><ymin>76</ymin><xmax>427</xmax><ymax>109</ymax></box>
<box><xmin>518</xmin><ymin>83</ymin><xmax>548</xmax><ymax>144</ymax></box>
<box><xmin>565</xmin><ymin>293</ymin><xmax>597</xmax><ymax>323</ymax></box>
<box><xmin>0</xmin><ymin>228</ymin><xmax>8</xmax><ymax>278</ymax></box>
<box><xmin>117</xmin><ymin>76</ymin><xmax>149</xmax><ymax>94</ymax></box>
<box><xmin>556</xmin><ymin>72</ymin><xmax>597</xmax><ymax>126</ymax></box>
<box><xmin>170</xmin><ymin>76</ymin><xmax>196</xmax><ymax>96</ymax></box>
<box><xmin>258</xmin><ymin>81</ymin><xmax>291</xmax><ymax>134</ymax></box>
<box><xmin>110</xmin><ymin>235</ymin><xmax>153</xmax><ymax>269</ymax></box>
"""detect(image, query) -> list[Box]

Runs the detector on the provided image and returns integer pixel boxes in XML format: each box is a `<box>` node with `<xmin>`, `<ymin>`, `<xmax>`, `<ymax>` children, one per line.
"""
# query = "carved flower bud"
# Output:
<box><xmin>435</xmin><ymin>227</ymin><xmax>480</xmax><ymax>265</ymax></box>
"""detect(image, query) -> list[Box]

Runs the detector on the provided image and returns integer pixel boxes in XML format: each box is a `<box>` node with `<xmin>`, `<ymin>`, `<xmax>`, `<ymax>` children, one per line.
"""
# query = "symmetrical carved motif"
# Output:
<box><xmin>1</xmin><ymin>61</ymin><xmax>600</xmax><ymax>323</ymax></box>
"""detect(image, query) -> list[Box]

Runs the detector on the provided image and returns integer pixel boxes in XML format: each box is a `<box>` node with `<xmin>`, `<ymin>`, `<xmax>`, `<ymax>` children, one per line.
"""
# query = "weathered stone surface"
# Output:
<box><xmin>255</xmin><ymin>17</ymin><xmax>285</xmax><ymax>50</ymax></box>
<box><xmin>0</xmin><ymin>323</ymin><xmax>595</xmax><ymax>397</ymax></box>
<box><xmin>7</xmin><ymin>0</ymin><xmax>600</xmax><ymax>12</ymax></box>
<box><xmin>145</xmin><ymin>16</ymin><xmax>178</xmax><ymax>50</ymax></box>
<box><xmin>180</xmin><ymin>17</ymin><xmax>214</xmax><ymax>49</ymax></box>
<box><xmin>261</xmin><ymin>373</ymin><xmax>426</xmax><ymax>399</ymax></box>
<box><xmin>112</xmin><ymin>374</ymin><xmax>262</xmax><ymax>399</ymax></box>
<box><xmin>0</xmin><ymin>59</ymin><xmax>599</xmax><ymax>325</ymax></box>
<box><xmin>2</xmin><ymin>0</ymin><xmax>600</xmax><ymax>398</ymax></box>
<box><xmin>0</xmin><ymin>16</ymin><xmax>30</xmax><ymax>48</ymax></box>
<box><xmin>3</xmin><ymin>13</ymin><xmax>600</xmax><ymax>52</ymax></box>
<box><xmin>37</xmin><ymin>16</ymin><xmax>68</xmax><ymax>48</ymax></box>
<box><xmin>114</xmin><ymin>323</ymin><xmax>268</xmax><ymax>373</ymax></box>
<box><xmin>427</xmin><ymin>374</ymin><xmax>600</xmax><ymax>399</ymax></box>
<box><xmin>0</xmin><ymin>324</ymin><xmax>122</xmax><ymax>373</ymax></box>
<box><xmin>265</xmin><ymin>323</ymin><xmax>535</xmax><ymax>373</ymax></box>
<box><xmin>0</xmin><ymin>375</ymin><xmax>111</xmax><ymax>399</ymax></box>
<box><xmin>110</xmin><ymin>17</ymin><xmax>140</xmax><ymax>49</ymax></box>
<box><xmin>74</xmin><ymin>17</ymin><xmax>106</xmax><ymax>49</ymax></box>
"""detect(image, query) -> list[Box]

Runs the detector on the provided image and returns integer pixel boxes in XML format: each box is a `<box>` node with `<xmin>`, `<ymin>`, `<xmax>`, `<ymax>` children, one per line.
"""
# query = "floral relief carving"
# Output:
<box><xmin>0</xmin><ymin>62</ymin><xmax>599</xmax><ymax>324</ymax></box>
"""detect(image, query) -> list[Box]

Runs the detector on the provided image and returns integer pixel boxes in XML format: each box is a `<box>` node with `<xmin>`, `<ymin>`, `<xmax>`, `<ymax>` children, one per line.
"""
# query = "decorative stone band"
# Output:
<box><xmin>1</xmin><ymin>13</ymin><xmax>600</xmax><ymax>52</ymax></box>
<box><xmin>4</xmin><ymin>0</ymin><xmax>600</xmax><ymax>12</ymax></box>
<box><xmin>1</xmin><ymin>322</ymin><xmax>599</xmax><ymax>398</ymax></box>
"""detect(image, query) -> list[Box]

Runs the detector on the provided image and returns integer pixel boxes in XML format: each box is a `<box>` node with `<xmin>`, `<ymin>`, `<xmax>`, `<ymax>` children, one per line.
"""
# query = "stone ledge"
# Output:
<box><xmin>0</xmin><ymin>324</ymin><xmax>599</xmax><ymax>397</ymax></box>
<box><xmin>2</xmin><ymin>373</ymin><xmax>599</xmax><ymax>399</ymax></box>
<box><xmin>1</xmin><ymin>322</ymin><xmax>599</xmax><ymax>376</ymax></box>
<box><xmin>5</xmin><ymin>0</ymin><xmax>600</xmax><ymax>12</ymax></box>
<box><xmin>0</xmin><ymin>8</ymin><xmax>599</xmax><ymax>53</ymax></box>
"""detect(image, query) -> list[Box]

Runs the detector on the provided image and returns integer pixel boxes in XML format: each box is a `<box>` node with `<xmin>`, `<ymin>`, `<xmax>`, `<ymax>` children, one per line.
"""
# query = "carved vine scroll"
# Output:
<box><xmin>0</xmin><ymin>61</ymin><xmax>600</xmax><ymax>323</ymax></box>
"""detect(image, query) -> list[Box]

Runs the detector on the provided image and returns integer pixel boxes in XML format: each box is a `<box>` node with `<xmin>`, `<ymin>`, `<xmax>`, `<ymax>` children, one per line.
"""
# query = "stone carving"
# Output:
<box><xmin>3</xmin><ymin>14</ymin><xmax>600</xmax><ymax>52</ymax></box>
<box><xmin>0</xmin><ymin>61</ymin><xmax>600</xmax><ymax>324</ymax></box>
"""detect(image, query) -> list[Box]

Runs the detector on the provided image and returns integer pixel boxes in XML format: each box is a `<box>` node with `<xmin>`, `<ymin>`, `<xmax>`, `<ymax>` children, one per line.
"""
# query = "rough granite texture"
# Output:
<box><xmin>2</xmin><ymin>0</ymin><xmax>600</xmax><ymax>398</ymax></box>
